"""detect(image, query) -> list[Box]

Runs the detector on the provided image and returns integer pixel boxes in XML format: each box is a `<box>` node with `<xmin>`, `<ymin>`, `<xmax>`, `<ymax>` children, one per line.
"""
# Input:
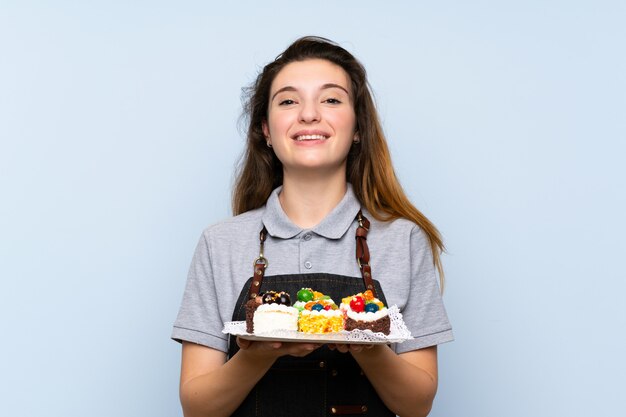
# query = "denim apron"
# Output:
<box><xmin>227</xmin><ymin>212</ymin><xmax>395</xmax><ymax>417</ymax></box>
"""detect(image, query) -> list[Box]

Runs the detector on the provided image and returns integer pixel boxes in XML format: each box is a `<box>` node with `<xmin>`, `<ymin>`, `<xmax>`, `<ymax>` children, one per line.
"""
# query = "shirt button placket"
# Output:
<box><xmin>302</xmin><ymin>232</ymin><xmax>313</xmax><ymax>271</ymax></box>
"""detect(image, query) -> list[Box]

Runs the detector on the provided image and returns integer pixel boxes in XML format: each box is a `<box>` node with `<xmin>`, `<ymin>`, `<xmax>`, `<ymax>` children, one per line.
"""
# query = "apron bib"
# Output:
<box><xmin>227</xmin><ymin>213</ymin><xmax>395</xmax><ymax>417</ymax></box>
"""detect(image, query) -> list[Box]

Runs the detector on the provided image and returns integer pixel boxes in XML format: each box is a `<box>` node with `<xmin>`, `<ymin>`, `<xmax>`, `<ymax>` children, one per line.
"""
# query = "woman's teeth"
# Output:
<box><xmin>295</xmin><ymin>134</ymin><xmax>328</xmax><ymax>141</ymax></box>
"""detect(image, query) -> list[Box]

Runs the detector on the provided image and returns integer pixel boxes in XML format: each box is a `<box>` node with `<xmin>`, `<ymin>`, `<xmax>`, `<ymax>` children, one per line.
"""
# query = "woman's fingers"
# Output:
<box><xmin>285</xmin><ymin>343</ymin><xmax>322</xmax><ymax>357</ymax></box>
<box><xmin>237</xmin><ymin>339</ymin><xmax>322</xmax><ymax>358</ymax></box>
<box><xmin>327</xmin><ymin>343</ymin><xmax>374</xmax><ymax>353</ymax></box>
<box><xmin>328</xmin><ymin>343</ymin><xmax>350</xmax><ymax>353</ymax></box>
<box><xmin>236</xmin><ymin>337</ymin><xmax>252</xmax><ymax>350</ymax></box>
<box><xmin>238</xmin><ymin>340</ymin><xmax>372</xmax><ymax>357</ymax></box>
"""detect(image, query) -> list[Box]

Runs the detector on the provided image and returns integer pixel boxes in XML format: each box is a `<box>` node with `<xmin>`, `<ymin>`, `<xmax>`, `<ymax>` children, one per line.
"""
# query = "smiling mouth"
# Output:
<box><xmin>294</xmin><ymin>134</ymin><xmax>329</xmax><ymax>141</ymax></box>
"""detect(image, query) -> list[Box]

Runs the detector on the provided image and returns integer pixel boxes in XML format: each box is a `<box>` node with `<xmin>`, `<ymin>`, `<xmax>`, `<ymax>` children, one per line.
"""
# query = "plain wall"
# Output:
<box><xmin>1</xmin><ymin>1</ymin><xmax>624</xmax><ymax>416</ymax></box>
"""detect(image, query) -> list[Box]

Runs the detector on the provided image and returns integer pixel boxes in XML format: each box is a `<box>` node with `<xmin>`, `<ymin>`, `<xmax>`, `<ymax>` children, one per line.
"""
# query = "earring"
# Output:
<box><xmin>266</xmin><ymin>141</ymin><xmax>272</xmax><ymax>148</ymax></box>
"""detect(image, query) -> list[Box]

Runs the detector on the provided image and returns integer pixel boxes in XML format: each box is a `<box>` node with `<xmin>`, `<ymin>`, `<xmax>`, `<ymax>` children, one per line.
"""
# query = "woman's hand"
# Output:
<box><xmin>236</xmin><ymin>337</ymin><xmax>322</xmax><ymax>359</ymax></box>
<box><xmin>326</xmin><ymin>343</ymin><xmax>374</xmax><ymax>353</ymax></box>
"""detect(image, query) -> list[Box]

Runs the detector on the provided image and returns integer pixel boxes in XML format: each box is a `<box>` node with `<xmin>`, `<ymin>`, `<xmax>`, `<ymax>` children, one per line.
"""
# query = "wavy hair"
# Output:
<box><xmin>233</xmin><ymin>36</ymin><xmax>446</xmax><ymax>288</ymax></box>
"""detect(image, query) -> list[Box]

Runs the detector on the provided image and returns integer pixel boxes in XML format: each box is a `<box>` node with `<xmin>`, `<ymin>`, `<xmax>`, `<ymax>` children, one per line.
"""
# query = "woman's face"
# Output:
<box><xmin>263</xmin><ymin>59</ymin><xmax>357</xmax><ymax>176</ymax></box>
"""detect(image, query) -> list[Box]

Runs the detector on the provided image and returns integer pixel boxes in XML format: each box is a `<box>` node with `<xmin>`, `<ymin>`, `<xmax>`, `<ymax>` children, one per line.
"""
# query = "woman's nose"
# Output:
<box><xmin>298</xmin><ymin>101</ymin><xmax>320</xmax><ymax>123</ymax></box>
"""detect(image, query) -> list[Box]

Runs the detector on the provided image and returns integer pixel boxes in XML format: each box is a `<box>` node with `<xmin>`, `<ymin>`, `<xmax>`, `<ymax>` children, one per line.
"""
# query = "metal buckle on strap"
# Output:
<box><xmin>357</xmin><ymin>211</ymin><xmax>369</xmax><ymax>231</ymax></box>
<box><xmin>254</xmin><ymin>228</ymin><xmax>269</xmax><ymax>268</ymax></box>
<box><xmin>253</xmin><ymin>256</ymin><xmax>268</xmax><ymax>269</ymax></box>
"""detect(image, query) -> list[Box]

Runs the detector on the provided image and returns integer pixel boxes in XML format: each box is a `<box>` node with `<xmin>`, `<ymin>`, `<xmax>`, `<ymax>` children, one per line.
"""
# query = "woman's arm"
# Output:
<box><xmin>179</xmin><ymin>339</ymin><xmax>321</xmax><ymax>417</ymax></box>
<box><xmin>330</xmin><ymin>344</ymin><xmax>438</xmax><ymax>417</ymax></box>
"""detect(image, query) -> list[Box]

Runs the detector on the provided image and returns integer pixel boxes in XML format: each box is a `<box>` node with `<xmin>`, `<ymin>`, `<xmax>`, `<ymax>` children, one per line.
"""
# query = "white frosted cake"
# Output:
<box><xmin>245</xmin><ymin>291</ymin><xmax>299</xmax><ymax>334</ymax></box>
<box><xmin>252</xmin><ymin>303</ymin><xmax>299</xmax><ymax>333</ymax></box>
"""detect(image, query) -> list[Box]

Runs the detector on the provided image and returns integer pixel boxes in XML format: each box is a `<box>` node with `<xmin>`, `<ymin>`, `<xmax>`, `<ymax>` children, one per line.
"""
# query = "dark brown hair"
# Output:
<box><xmin>233</xmin><ymin>36</ymin><xmax>445</xmax><ymax>287</ymax></box>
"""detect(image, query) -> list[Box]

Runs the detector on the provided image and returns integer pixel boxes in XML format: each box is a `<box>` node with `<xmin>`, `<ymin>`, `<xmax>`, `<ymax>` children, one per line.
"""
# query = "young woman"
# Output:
<box><xmin>172</xmin><ymin>36</ymin><xmax>453</xmax><ymax>417</ymax></box>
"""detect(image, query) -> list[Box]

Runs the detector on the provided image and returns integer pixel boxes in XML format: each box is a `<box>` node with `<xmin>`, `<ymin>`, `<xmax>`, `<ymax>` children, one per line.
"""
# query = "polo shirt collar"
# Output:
<box><xmin>262</xmin><ymin>183</ymin><xmax>362</xmax><ymax>240</ymax></box>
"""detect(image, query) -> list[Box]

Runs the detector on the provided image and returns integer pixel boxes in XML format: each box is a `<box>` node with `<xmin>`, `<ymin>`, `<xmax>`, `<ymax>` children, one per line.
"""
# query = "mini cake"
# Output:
<box><xmin>340</xmin><ymin>290</ymin><xmax>391</xmax><ymax>335</ymax></box>
<box><xmin>295</xmin><ymin>288</ymin><xmax>344</xmax><ymax>334</ymax></box>
<box><xmin>245</xmin><ymin>291</ymin><xmax>299</xmax><ymax>334</ymax></box>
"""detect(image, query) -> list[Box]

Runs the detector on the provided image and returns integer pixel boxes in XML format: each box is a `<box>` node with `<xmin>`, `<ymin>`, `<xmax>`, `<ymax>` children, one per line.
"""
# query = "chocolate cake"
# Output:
<box><xmin>340</xmin><ymin>290</ymin><xmax>391</xmax><ymax>335</ymax></box>
<box><xmin>344</xmin><ymin>314</ymin><xmax>391</xmax><ymax>334</ymax></box>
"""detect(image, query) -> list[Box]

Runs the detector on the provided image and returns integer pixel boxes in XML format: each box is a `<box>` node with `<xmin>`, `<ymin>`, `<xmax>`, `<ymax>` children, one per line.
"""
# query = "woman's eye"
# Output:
<box><xmin>324</xmin><ymin>98</ymin><xmax>342</xmax><ymax>104</ymax></box>
<box><xmin>279</xmin><ymin>99</ymin><xmax>295</xmax><ymax>105</ymax></box>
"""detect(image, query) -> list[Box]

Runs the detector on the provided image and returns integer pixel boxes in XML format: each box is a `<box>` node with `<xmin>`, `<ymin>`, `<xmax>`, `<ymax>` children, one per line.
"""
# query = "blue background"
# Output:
<box><xmin>1</xmin><ymin>1</ymin><xmax>624</xmax><ymax>416</ymax></box>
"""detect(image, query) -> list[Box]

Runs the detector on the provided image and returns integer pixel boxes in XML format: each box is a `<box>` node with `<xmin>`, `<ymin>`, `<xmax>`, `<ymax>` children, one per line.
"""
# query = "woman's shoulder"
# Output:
<box><xmin>200</xmin><ymin>206</ymin><xmax>265</xmax><ymax>240</ymax></box>
<box><xmin>364</xmin><ymin>212</ymin><xmax>433</xmax><ymax>263</ymax></box>
<box><xmin>364</xmin><ymin>209</ymin><xmax>424</xmax><ymax>237</ymax></box>
<box><xmin>363</xmin><ymin>211</ymin><xmax>431</xmax><ymax>255</ymax></box>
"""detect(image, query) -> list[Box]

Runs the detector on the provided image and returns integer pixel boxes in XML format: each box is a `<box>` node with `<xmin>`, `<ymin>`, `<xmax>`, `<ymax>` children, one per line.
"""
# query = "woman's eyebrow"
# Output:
<box><xmin>271</xmin><ymin>86</ymin><xmax>297</xmax><ymax>102</ymax></box>
<box><xmin>271</xmin><ymin>83</ymin><xmax>350</xmax><ymax>102</ymax></box>
<box><xmin>320</xmin><ymin>83</ymin><xmax>350</xmax><ymax>96</ymax></box>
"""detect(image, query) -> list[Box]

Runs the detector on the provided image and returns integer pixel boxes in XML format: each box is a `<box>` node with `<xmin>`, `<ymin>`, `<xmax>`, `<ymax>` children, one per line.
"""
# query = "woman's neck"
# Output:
<box><xmin>279</xmin><ymin>169</ymin><xmax>347</xmax><ymax>229</ymax></box>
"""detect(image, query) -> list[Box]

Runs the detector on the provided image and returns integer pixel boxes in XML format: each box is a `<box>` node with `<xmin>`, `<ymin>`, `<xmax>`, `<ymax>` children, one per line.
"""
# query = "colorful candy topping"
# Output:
<box><xmin>296</xmin><ymin>288</ymin><xmax>314</xmax><ymax>302</ymax></box>
<box><xmin>365</xmin><ymin>303</ymin><xmax>379</xmax><ymax>313</ymax></box>
<box><xmin>295</xmin><ymin>288</ymin><xmax>337</xmax><ymax>311</ymax></box>
<box><xmin>342</xmin><ymin>290</ymin><xmax>385</xmax><ymax>312</ymax></box>
<box><xmin>349</xmin><ymin>296</ymin><xmax>365</xmax><ymax>312</ymax></box>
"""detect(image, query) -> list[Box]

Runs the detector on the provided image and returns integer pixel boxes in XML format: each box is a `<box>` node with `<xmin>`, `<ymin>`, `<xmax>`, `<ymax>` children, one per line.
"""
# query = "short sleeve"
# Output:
<box><xmin>394</xmin><ymin>226</ymin><xmax>454</xmax><ymax>354</ymax></box>
<box><xmin>171</xmin><ymin>231</ymin><xmax>229</xmax><ymax>352</ymax></box>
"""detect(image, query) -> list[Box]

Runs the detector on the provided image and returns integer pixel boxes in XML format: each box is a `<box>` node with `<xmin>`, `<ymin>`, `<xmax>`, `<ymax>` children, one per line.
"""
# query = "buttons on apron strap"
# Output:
<box><xmin>330</xmin><ymin>405</ymin><xmax>368</xmax><ymax>414</ymax></box>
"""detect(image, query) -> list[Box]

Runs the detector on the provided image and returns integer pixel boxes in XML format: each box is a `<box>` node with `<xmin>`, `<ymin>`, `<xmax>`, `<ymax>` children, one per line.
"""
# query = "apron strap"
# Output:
<box><xmin>247</xmin><ymin>227</ymin><xmax>268</xmax><ymax>300</ymax></box>
<box><xmin>356</xmin><ymin>210</ymin><xmax>377</xmax><ymax>297</ymax></box>
<box><xmin>247</xmin><ymin>211</ymin><xmax>377</xmax><ymax>299</ymax></box>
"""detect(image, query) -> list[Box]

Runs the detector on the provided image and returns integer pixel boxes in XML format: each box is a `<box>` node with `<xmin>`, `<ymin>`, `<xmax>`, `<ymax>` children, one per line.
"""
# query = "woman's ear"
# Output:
<box><xmin>262</xmin><ymin>120</ymin><xmax>270</xmax><ymax>139</ymax></box>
